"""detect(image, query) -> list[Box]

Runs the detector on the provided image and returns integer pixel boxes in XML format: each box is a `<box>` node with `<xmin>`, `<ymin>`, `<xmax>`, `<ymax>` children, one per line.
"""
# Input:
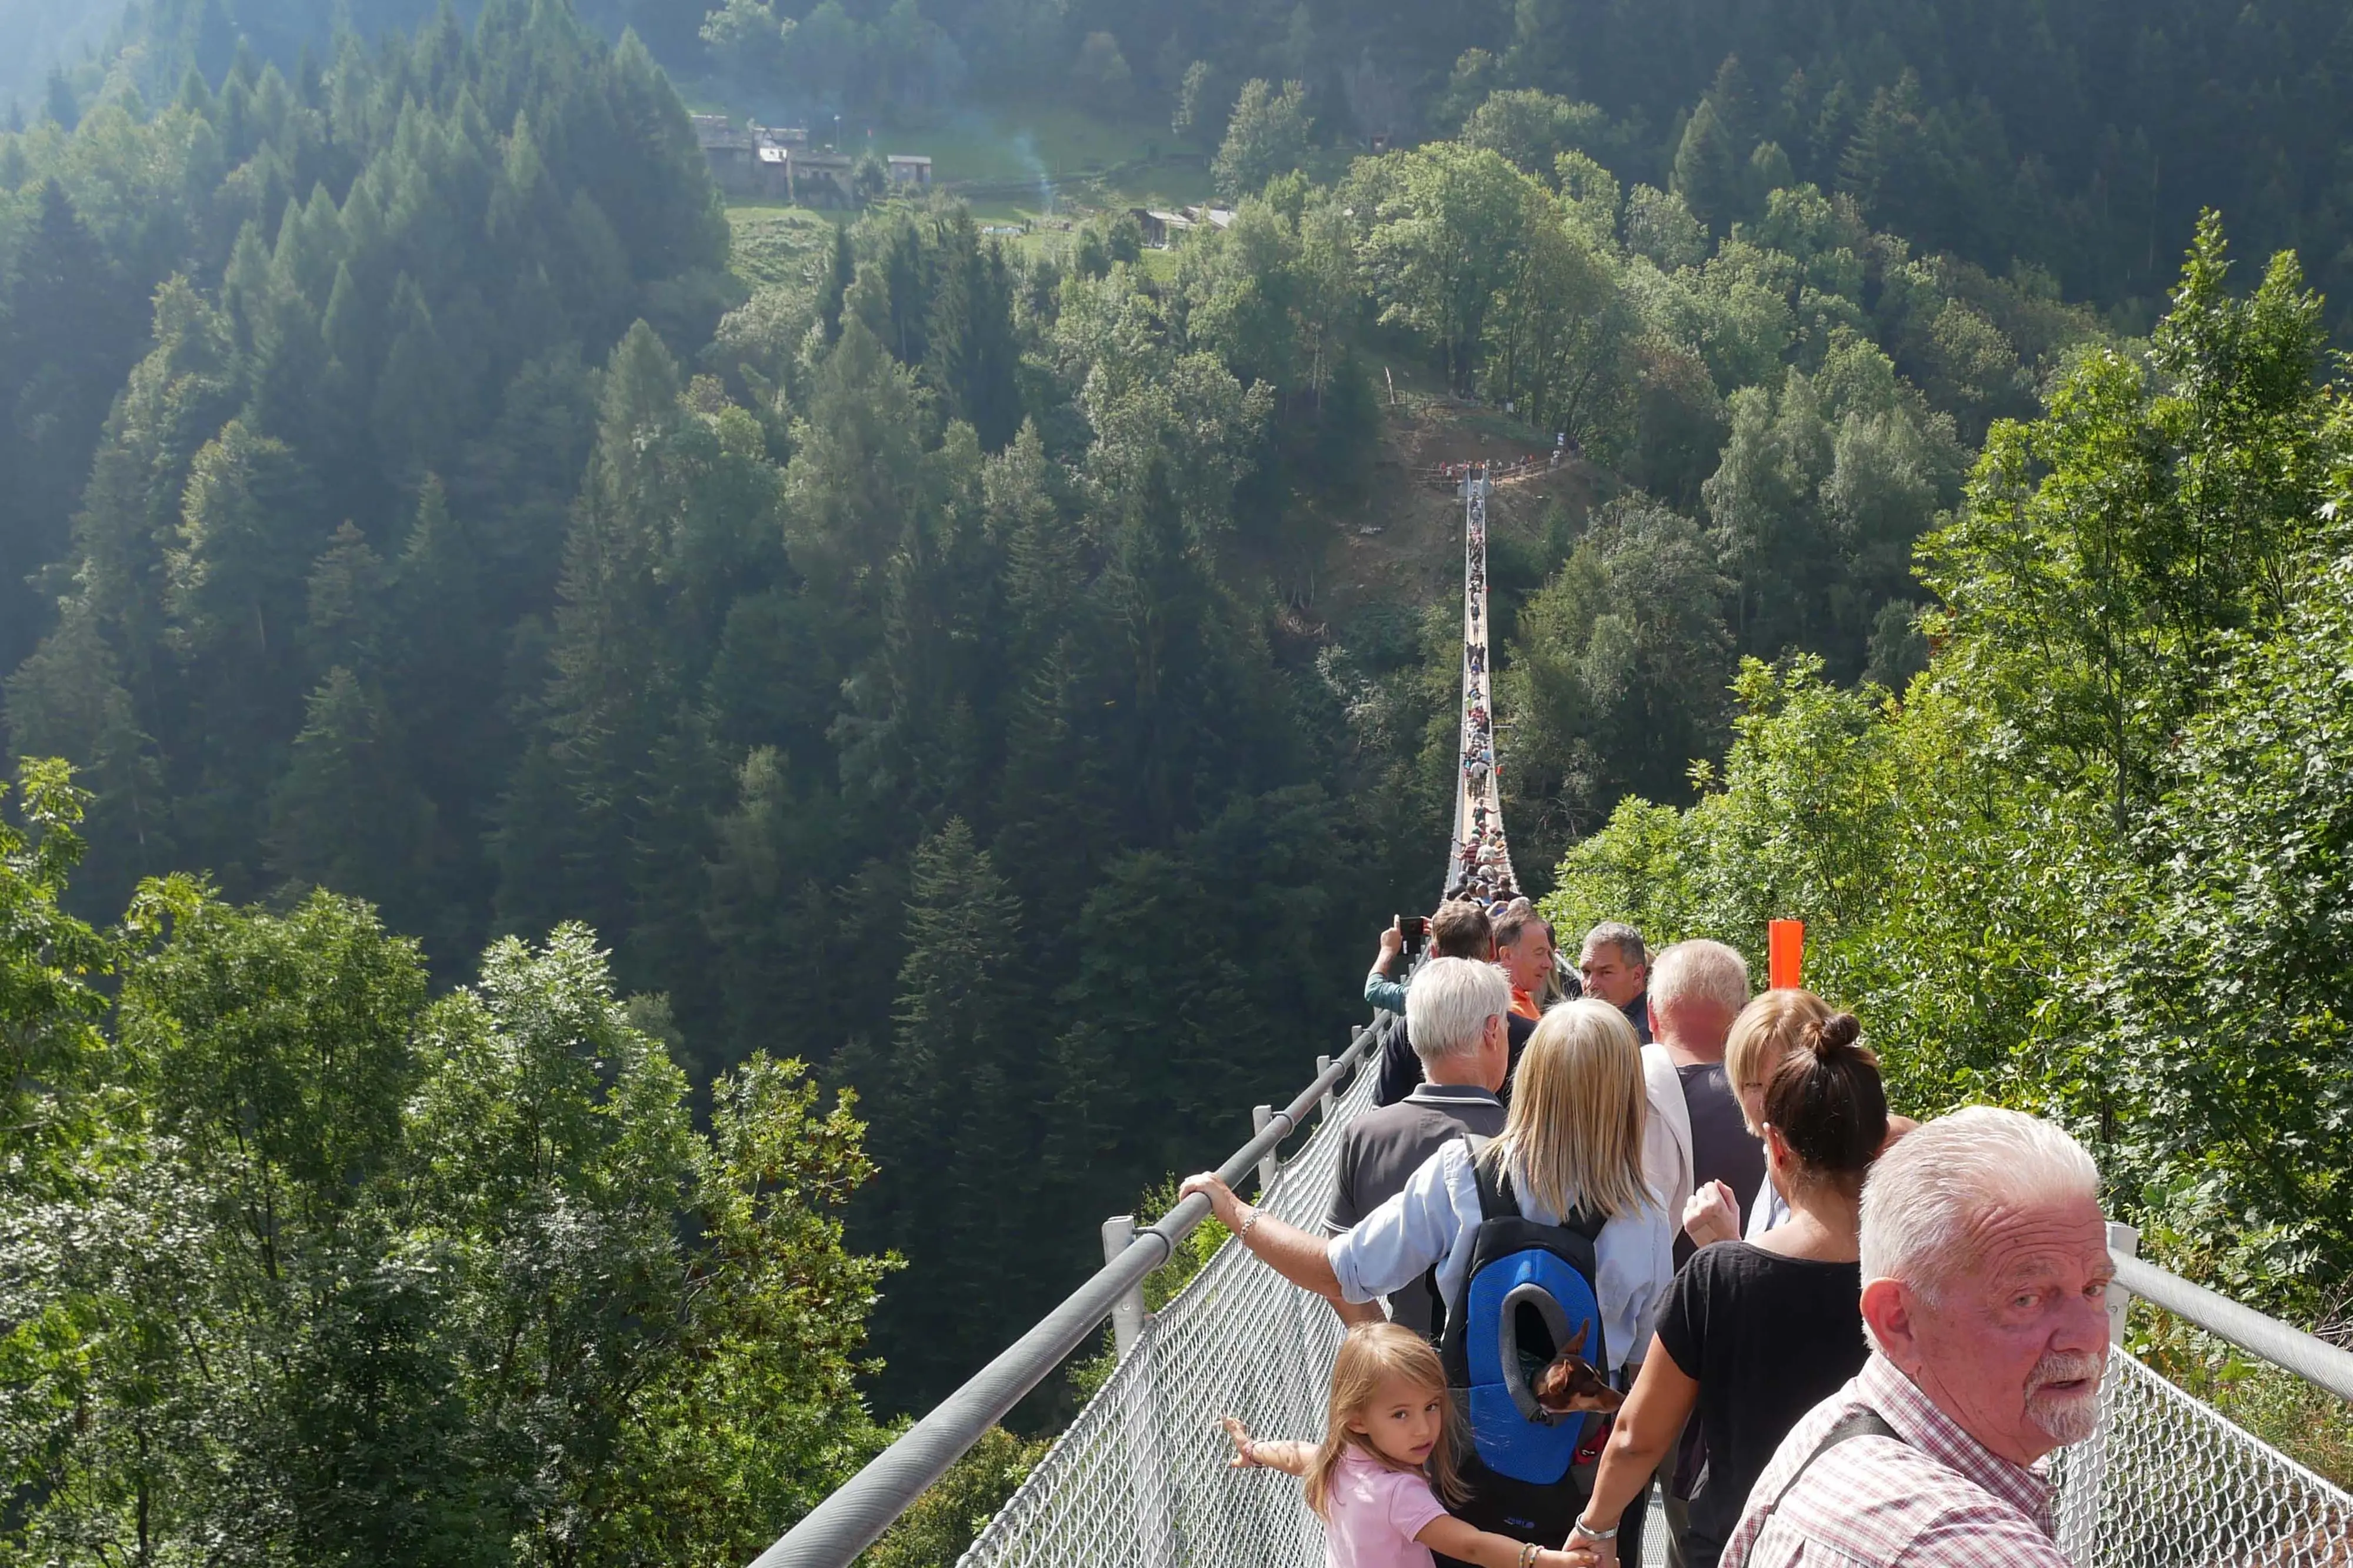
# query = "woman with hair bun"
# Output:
<box><xmin>1682</xmin><ymin>990</ymin><xmax>1917</xmax><ymax>1246</ymax></box>
<box><xmin>1561</xmin><ymin>1012</ymin><xmax>1888</xmax><ymax>1568</ymax></box>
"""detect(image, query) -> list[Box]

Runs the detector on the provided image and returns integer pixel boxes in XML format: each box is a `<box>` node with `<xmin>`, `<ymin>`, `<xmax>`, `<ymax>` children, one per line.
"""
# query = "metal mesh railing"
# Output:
<box><xmin>960</xmin><ymin>1056</ymin><xmax>1378</xmax><ymax>1568</ymax></box>
<box><xmin>2053</xmin><ymin>1351</ymin><xmax>2351</xmax><ymax>1568</ymax></box>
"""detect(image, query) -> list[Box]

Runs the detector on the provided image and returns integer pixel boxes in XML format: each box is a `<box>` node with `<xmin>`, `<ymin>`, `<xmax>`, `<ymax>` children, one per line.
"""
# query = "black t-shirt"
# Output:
<box><xmin>1654</xmin><ymin>1243</ymin><xmax>1868</xmax><ymax>1568</ymax></box>
<box><xmin>1674</xmin><ymin>1062</ymin><xmax>1766</xmax><ymax>1270</ymax></box>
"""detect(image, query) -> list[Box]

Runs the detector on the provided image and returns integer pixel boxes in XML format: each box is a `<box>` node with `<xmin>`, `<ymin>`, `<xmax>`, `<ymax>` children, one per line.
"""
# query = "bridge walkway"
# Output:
<box><xmin>754</xmin><ymin>467</ymin><xmax>2353</xmax><ymax>1568</ymax></box>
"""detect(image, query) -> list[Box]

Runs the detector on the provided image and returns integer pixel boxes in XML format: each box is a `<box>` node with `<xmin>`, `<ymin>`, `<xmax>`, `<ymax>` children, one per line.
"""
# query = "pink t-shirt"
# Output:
<box><xmin>1321</xmin><ymin>1447</ymin><xmax>1449</xmax><ymax>1568</ymax></box>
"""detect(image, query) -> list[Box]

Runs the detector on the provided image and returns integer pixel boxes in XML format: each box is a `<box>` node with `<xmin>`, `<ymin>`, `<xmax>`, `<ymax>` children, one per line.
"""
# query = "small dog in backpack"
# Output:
<box><xmin>1532</xmin><ymin>1323</ymin><xmax>1625</xmax><ymax>1416</ymax></box>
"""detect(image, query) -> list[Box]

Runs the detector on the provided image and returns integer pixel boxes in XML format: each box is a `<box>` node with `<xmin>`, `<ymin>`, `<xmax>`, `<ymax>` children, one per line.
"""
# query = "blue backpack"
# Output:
<box><xmin>1437</xmin><ymin>1135</ymin><xmax>1609</xmax><ymax>1532</ymax></box>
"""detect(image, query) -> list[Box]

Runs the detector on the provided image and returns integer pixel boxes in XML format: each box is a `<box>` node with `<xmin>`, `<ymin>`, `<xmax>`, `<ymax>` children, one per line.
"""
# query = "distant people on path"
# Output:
<box><xmin>1182</xmin><ymin>999</ymin><xmax>1675</xmax><ymax>1566</ymax></box>
<box><xmin>1371</xmin><ymin>902</ymin><xmax>1537</xmax><ymax>1107</ymax></box>
<box><xmin>1683</xmin><ymin>992</ymin><xmax>1919</xmax><ymax>1248</ymax></box>
<box><xmin>1578</xmin><ymin>923</ymin><xmax>1652</xmax><ymax>1044</ymax></box>
<box><xmin>1492</xmin><ymin>906</ymin><xmax>1557</xmax><ymax>1022</ymax></box>
<box><xmin>1218</xmin><ymin>1322</ymin><xmax>1582</xmax><ymax>1568</ymax></box>
<box><xmin>1328</xmin><ymin>959</ymin><xmax>1512</xmax><ymax>1339</ymax></box>
<box><xmin>1568</xmin><ymin>1012</ymin><xmax>1887</xmax><ymax>1568</ymax></box>
<box><xmin>1711</xmin><ymin>1107</ymin><xmax>2113</xmax><ymax>1568</ymax></box>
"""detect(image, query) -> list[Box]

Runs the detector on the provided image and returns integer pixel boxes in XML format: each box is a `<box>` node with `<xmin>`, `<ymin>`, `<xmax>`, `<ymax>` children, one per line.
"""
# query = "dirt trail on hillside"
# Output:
<box><xmin>1314</xmin><ymin>401</ymin><xmax>1600</xmax><ymax>626</ymax></box>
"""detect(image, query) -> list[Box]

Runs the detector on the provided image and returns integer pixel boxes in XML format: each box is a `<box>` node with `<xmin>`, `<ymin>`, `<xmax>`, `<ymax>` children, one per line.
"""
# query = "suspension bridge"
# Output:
<box><xmin>754</xmin><ymin>465</ymin><xmax>2353</xmax><ymax>1568</ymax></box>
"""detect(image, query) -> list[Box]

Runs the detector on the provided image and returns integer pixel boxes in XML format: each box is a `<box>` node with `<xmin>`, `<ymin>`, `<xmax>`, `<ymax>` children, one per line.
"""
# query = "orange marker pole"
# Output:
<box><xmin>1768</xmin><ymin>919</ymin><xmax>1805</xmax><ymax>990</ymax></box>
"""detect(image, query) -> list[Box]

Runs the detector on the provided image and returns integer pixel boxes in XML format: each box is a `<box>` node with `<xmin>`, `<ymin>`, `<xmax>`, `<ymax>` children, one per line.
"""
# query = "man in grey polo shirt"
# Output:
<box><xmin>1324</xmin><ymin>956</ymin><xmax>1512</xmax><ymax>1339</ymax></box>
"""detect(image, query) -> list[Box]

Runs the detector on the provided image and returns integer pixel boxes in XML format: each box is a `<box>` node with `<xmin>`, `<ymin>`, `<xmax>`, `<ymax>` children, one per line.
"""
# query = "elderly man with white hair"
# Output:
<box><xmin>1716</xmin><ymin>1107</ymin><xmax>2115</xmax><ymax>1568</ymax></box>
<box><xmin>1323</xmin><ymin>957</ymin><xmax>1515</xmax><ymax>1339</ymax></box>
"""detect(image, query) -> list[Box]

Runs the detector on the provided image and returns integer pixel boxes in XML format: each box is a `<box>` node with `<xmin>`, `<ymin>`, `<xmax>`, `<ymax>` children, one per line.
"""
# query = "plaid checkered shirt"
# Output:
<box><xmin>1718</xmin><ymin>1352</ymin><xmax>2074</xmax><ymax>1568</ymax></box>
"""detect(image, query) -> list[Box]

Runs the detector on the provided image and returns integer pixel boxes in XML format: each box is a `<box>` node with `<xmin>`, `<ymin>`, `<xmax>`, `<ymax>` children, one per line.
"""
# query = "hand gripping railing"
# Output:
<box><xmin>747</xmin><ymin>1026</ymin><xmax>1381</xmax><ymax>1568</ymax></box>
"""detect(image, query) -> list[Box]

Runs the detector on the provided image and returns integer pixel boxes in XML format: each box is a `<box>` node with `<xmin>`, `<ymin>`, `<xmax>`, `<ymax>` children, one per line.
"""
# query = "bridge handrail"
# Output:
<box><xmin>2111</xmin><ymin>1248</ymin><xmax>2353</xmax><ymax>1404</ymax></box>
<box><xmin>748</xmin><ymin>1027</ymin><xmax>1382</xmax><ymax>1568</ymax></box>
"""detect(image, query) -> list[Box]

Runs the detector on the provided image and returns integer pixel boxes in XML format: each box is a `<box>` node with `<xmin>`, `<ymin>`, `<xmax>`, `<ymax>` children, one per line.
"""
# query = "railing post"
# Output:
<box><xmin>1102</xmin><ymin>1227</ymin><xmax>1178</xmax><ymax>1568</ymax></box>
<box><xmin>2103</xmin><ymin>1222</ymin><xmax>2139</xmax><ymax>1346</ymax></box>
<box><xmin>1101</xmin><ymin>1215</ymin><xmax>1145</xmax><ymax>1363</ymax></box>
<box><xmin>1253</xmin><ymin>1104</ymin><xmax>1279</xmax><ymax>1195</ymax></box>
<box><xmin>2058</xmin><ymin>1222</ymin><xmax>2139</xmax><ymax>1568</ymax></box>
<box><xmin>1317</xmin><ymin>1055</ymin><xmax>1336</xmax><ymax>1122</ymax></box>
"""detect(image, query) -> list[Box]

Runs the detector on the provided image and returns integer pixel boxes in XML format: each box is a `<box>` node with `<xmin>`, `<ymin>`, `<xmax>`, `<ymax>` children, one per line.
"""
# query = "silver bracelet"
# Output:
<box><xmin>1238</xmin><ymin>1206</ymin><xmax>1264</xmax><ymax>1243</ymax></box>
<box><xmin>1571</xmin><ymin>1518</ymin><xmax>1619</xmax><ymax>1542</ymax></box>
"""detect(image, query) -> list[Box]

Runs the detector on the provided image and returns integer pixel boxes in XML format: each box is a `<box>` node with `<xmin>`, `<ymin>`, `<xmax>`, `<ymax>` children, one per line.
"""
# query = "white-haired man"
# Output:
<box><xmin>1714</xmin><ymin>1107</ymin><xmax>2114</xmax><ymax>1568</ymax></box>
<box><xmin>1325</xmin><ymin>957</ymin><xmax>1513</xmax><ymax>1338</ymax></box>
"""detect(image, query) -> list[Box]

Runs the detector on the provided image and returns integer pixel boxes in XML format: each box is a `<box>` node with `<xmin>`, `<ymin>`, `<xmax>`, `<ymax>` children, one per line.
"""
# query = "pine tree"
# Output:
<box><xmin>265</xmin><ymin>666</ymin><xmax>438</xmax><ymax>922</ymax></box>
<box><xmin>784</xmin><ymin>316</ymin><xmax>925</xmax><ymax>599</ymax></box>
<box><xmin>371</xmin><ymin>275</ymin><xmax>464</xmax><ymax>495</ymax></box>
<box><xmin>0</xmin><ymin>181</ymin><xmax>146</xmax><ymax>674</ymax></box>
<box><xmin>41</xmin><ymin>67</ymin><xmax>75</xmax><ymax>131</ymax></box>
<box><xmin>1671</xmin><ymin>98</ymin><xmax>1745</xmax><ymax>233</ymax></box>
<box><xmin>494</xmin><ymin>325</ymin><xmax>686</xmax><ymax>949</ymax></box>
<box><xmin>818</xmin><ymin>221</ymin><xmax>854</xmax><ymax>344</ymax></box>
<box><xmin>842</xmin><ymin>818</ymin><xmax>1032</xmax><ymax>1411</ymax></box>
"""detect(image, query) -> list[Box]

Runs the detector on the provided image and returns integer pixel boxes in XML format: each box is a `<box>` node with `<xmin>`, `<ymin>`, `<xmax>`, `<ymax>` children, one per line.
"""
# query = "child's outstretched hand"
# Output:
<box><xmin>1219</xmin><ymin>1415</ymin><xmax>1258</xmax><ymax>1469</ymax></box>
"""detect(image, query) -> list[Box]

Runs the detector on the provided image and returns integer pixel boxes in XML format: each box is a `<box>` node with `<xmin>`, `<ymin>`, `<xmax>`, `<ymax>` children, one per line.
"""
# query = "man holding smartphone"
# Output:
<box><xmin>1368</xmin><ymin>902</ymin><xmax>1539</xmax><ymax>1106</ymax></box>
<box><xmin>1364</xmin><ymin>915</ymin><xmax>1427</xmax><ymax>1014</ymax></box>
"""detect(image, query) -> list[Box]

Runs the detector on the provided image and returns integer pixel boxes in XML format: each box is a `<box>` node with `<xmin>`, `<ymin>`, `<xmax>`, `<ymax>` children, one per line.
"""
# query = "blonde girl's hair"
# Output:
<box><xmin>1724</xmin><ymin>989</ymin><xmax>1835</xmax><ymax>1128</ymax></box>
<box><xmin>1303</xmin><ymin>1323</ymin><xmax>1465</xmax><ymax>1516</ymax></box>
<box><xmin>1481</xmin><ymin>997</ymin><xmax>1650</xmax><ymax>1221</ymax></box>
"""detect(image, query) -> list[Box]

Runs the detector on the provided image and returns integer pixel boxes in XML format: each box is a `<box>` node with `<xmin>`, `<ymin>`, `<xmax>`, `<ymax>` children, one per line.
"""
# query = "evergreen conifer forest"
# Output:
<box><xmin>3</xmin><ymin>0</ymin><xmax>2352</xmax><ymax>1557</ymax></box>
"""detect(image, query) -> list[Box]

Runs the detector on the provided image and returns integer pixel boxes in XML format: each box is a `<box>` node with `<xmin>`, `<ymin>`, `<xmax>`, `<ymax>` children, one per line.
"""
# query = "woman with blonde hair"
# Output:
<box><xmin>1682</xmin><ymin>989</ymin><xmax>1916</xmax><ymax>1246</ymax></box>
<box><xmin>1182</xmin><ymin>999</ymin><xmax>1673</xmax><ymax>1564</ymax></box>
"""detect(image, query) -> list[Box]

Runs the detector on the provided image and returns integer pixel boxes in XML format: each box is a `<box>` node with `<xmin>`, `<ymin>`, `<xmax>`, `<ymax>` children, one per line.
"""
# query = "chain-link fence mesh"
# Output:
<box><xmin>2053</xmin><ymin>1349</ymin><xmax>2351</xmax><ymax>1568</ymax></box>
<box><xmin>961</xmin><ymin>1056</ymin><xmax>1669</xmax><ymax>1568</ymax></box>
<box><xmin>962</xmin><ymin>1042</ymin><xmax>2351</xmax><ymax>1568</ymax></box>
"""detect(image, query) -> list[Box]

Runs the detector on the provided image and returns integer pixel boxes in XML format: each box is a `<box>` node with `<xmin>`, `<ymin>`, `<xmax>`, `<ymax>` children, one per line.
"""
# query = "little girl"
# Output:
<box><xmin>1221</xmin><ymin>1323</ymin><xmax>1579</xmax><ymax>1568</ymax></box>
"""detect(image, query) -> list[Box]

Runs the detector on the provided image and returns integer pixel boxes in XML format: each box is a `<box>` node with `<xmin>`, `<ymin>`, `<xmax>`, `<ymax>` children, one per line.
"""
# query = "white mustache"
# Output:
<box><xmin>2028</xmin><ymin>1351</ymin><xmax>2106</xmax><ymax>1395</ymax></box>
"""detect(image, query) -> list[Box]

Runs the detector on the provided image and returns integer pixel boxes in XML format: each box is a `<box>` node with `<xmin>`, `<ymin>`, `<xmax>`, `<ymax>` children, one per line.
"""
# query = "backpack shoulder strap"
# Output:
<box><xmin>1759</xmin><ymin>1409</ymin><xmax>1902</xmax><ymax>1522</ymax></box>
<box><xmin>1559</xmin><ymin>1203</ymin><xmax>1608</xmax><ymax>1242</ymax></box>
<box><xmin>1464</xmin><ymin>1134</ymin><xmax>1514</xmax><ymax>1221</ymax></box>
<box><xmin>1465</xmin><ymin>1135</ymin><xmax>1611</xmax><ymax>1240</ymax></box>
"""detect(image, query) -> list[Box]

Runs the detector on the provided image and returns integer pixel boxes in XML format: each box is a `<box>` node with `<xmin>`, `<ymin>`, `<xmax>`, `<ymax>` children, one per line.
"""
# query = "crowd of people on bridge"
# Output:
<box><xmin>1427</xmin><ymin>455</ymin><xmax>1555</xmax><ymax>489</ymax></box>
<box><xmin>1191</xmin><ymin>905</ymin><xmax>2115</xmax><ymax>1568</ymax></box>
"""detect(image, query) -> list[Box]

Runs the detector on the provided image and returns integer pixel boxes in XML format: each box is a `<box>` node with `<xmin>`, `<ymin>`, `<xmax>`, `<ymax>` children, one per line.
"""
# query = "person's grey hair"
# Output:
<box><xmin>1581</xmin><ymin>920</ymin><xmax>1647</xmax><ymax>970</ymax></box>
<box><xmin>1648</xmin><ymin>939</ymin><xmax>1749</xmax><ymax>1015</ymax></box>
<box><xmin>1859</xmin><ymin>1107</ymin><xmax>2101</xmax><ymax>1343</ymax></box>
<box><xmin>1405</xmin><ymin>957</ymin><xmax>1511</xmax><ymax>1065</ymax></box>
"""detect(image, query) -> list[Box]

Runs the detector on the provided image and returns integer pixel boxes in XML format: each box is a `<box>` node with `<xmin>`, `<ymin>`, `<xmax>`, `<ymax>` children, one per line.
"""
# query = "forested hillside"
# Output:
<box><xmin>0</xmin><ymin>0</ymin><xmax>2105</xmax><ymax>1423</ymax></box>
<box><xmin>3</xmin><ymin>1</ymin><xmax>2351</xmax><ymax>1552</ymax></box>
<box><xmin>29</xmin><ymin>0</ymin><xmax>2353</xmax><ymax>338</ymax></box>
<box><xmin>1540</xmin><ymin>216</ymin><xmax>2353</xmax><ymax>1363</ymax></box>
